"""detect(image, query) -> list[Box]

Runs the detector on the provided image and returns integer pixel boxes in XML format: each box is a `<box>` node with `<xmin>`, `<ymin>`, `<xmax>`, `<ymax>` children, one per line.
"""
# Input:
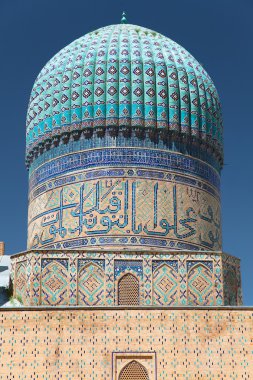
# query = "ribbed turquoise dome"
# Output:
<box><xmin>26</xmin><ymin>24</ymin><xmax>223</xmax><ymax>168</ymax></box>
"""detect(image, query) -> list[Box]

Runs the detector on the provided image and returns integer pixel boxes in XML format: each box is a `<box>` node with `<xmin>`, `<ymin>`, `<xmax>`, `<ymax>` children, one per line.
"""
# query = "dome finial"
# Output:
<box><xmin>121</xmin><ymin>11</ymin><xmax>127</xmax><ymax>24</ymax></box>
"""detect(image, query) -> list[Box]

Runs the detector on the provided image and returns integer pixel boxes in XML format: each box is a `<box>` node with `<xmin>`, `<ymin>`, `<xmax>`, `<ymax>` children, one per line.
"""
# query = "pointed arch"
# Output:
<box><xmin>118</xmin><ymin>273</ymin><xmax>139</xmax><ymax>306</ymax></box>
<box><xmin>187</xmin><ymin>263</ymin><xmax>214</xmax><ymax>306</ymax></box>
<box><xmin>119</xmin><ymin>360</ymin><xmax>149</xmax><ymax>380</ymax></box>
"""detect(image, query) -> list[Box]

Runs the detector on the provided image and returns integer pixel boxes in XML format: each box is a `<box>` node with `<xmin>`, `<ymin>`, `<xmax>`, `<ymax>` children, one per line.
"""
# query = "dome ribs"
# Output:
<box><xmin>105</xmin><ymin>27</ymin><xmax>119</xmax><ymax>137</ymax></box>
<box><xmin>25</xmin><ymin>24</ymin><xmax>223</xmax><ymax>170</ymax></box>
<box><xmin>118</xmin><ymin>25</ymin><xmax>132</xmax><ymax>138</ymax></box>
<box><xmin>156</xmin><ymin>39</ymin><xmax>169</xmax><ymax>142</ymax></box>
<box><xmin>131</xmin><ymin>27</ymin><xmax>145</xmax><ymax>139</ymax></box>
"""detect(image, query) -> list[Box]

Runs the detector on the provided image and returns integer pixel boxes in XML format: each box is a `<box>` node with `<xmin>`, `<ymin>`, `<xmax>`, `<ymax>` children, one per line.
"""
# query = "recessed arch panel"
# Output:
<box><xmin>119</xmin><ymin>360</ymin><xmax>149</xmax><ymax>380</ymax></box>
<box><xmin>118</xmin><ymin>273</ymin><xmax>139</xmax><ymax>306</ymax></box>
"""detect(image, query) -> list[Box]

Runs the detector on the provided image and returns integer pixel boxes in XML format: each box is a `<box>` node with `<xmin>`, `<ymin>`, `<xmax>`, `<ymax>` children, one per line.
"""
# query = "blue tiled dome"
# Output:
<box><xmin>26</xmin><ymin>24</ymin><xmax>223</xmax><ymax>168</ymax></box>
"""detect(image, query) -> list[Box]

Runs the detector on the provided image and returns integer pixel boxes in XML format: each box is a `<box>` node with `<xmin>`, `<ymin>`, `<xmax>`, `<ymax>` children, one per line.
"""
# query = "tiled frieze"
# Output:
<box><xmin>27</xmin><ymin>148</ymin><xmax>221</xmax><ymax>252</ymax></box>
<box><xmin>11</xmin><ymin>250</ymin><xmax>242</xmax><ymax>306</ymax></box>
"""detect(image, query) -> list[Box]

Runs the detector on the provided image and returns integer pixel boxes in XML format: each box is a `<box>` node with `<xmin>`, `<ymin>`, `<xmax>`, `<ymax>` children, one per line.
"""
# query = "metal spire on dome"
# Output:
<box><xmin>121</xmin><ymin>11</ymin><xmax>127</xmax><ymax>24</ymax></box>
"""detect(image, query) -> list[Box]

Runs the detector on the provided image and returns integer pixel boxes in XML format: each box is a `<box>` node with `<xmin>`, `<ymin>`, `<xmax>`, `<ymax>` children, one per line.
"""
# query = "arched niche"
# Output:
<box><xmin>118</xmin><ymin>360</ymin><xmax>149</xmax><ymax>380</ymax></box>
<box><xmin>118</xmin><ymin>273</ymin><xmax>140</xmax><ymax>306</ymax></box>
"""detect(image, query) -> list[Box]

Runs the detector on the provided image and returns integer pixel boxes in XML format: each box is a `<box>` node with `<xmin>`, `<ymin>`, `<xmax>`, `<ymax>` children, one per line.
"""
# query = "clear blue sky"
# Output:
<box><xmin>0</xmin><ymin>0</ymin><xmax>252</xmax><ymax>304</ymax></box>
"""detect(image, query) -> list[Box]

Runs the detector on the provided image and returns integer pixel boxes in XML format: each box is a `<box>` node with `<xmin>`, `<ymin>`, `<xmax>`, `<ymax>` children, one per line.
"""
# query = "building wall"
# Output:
<box><xmin>0</xmin><ymin>242</ymin><xmax>4</xmax><ymax>255</ymax></box>
<box><xmin>11</xmin><ymin>250</ymin><xmax>242</xmax><ymax>307</ymax></box>
<box><xmin>0</xmin><ymin>308</ymin><xmax>252</xmax><ymax>379</ymax></box>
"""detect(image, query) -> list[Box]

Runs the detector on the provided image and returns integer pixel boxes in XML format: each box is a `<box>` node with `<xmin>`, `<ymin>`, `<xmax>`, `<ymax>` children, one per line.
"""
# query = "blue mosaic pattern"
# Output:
<box><xmin>41</xmin><ymin>259</ymin><xmax>69</xmax><ymax>305</ymax></box>
<box><xmin>114</xmin><ymin>260</ymin><xmax>143</xmax><ymax>280</ymax></box>
<box><xmin>50</xmin><ymin>237</ymin><xmax>205</xmax><ymax>251</ymax></box>
<box><xmin>78</xmin><ymin>262</ymin><xmax>105</xmax><ymax>306</ymax></box>
<box><xmin>152</xmin><ymin>260</ymin><xmax>178</xmax><ymax>272</ymax></box>
<box><xmin>41</xmin><ymin>258</ymin><xmax>69</xmax><ymax>270</ymax></box>
<box><xmin>187</xmin><ymin>260</ymin><xmax>213</xmax><ymax>273</ymax></box>
<box><xmin>78</xmin><ymin>259</ymin><xmax>105</xmax><ymax>271</ymax></box>
<box><xmin>29</xmin><ymin>136</ymin><xmax>221</xmax><ymax>174</ymax></box>
<box><xmin>28</xmin><ymin>164</ymin><xmax>221</xmax><ymax>251</ymax></box>
<box><xmin>29</xmin><ymin>148</ymin><xmax>220</xmax><ymax>192</ymax></box>
<box><xmin>153</xmin><ymin>262</ymin><xmax>179</xmax><ymax>305</ymax></box>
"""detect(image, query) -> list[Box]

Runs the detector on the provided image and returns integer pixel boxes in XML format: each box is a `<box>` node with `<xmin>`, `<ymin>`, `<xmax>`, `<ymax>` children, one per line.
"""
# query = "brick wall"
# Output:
<box><xmin>0</xmin><ymin>307</ymin><xmax>252</xmax><ymax>379</ymax></box>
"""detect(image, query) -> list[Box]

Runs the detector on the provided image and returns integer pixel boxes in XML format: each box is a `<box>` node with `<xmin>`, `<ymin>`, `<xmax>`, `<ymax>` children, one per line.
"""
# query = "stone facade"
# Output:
<box><xmin>0</xmin><ymin>308</ymin><xmax>252</xmax><ymax>379</ymax></box>
<box><xmin>11</xmin><ymin>249</ymin><xmax>242</xmax><ymax>307</ymax></box>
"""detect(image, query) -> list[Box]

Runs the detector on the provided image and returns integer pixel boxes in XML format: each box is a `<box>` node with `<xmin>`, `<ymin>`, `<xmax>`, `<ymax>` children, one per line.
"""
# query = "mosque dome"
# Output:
<box><xmin>26</xmin><ymin>23</ymin><xmax>223</xmax><ymax>169</ymax></box>
<box><xmin>27</xmin><ymin>21</ymin><xmax>223</xmax><ymax>252</ymax></box>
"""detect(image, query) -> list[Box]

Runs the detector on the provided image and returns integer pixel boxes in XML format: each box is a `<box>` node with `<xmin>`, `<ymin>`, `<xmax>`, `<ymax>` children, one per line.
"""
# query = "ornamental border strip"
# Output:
<box><xmin>29</xmin><ymin>147</ymin><xmax>220</xmax><ymax>191</ymax></box>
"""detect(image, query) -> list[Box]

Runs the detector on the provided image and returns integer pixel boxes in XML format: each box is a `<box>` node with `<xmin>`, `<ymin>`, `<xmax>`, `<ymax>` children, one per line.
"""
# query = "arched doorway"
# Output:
<box><xmin>119</xmin><ymin>360</ymin><xmax>149</xmax><ymax>380</ymax></box>
<box><xmin>118</xmin><ymin>273</ymin><xmax>139</xmax><ymax>305</ymax></box>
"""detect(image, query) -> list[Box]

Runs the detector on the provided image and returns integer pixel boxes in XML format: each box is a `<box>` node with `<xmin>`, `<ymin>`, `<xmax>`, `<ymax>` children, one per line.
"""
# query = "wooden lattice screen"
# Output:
<box><xmin>118</xmin><ymin>274</ymin><xmax>139</xmax><ymax>306</ymax></box>
<box><xmin>119</xmin><ymin>360</ymin><xmax>149</xmax><ymax>380</ymax></box>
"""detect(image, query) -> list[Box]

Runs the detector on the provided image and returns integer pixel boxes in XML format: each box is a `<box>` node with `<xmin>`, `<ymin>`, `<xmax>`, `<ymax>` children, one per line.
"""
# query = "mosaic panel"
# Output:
<box><xmin>41</xmin><ymin>259</ymin><xmax>69</xmax><ymax>305</ymax></box>
<box><xmin>78</xmin><ymin>262</ymin><xmax>105</xmax><ymax>306</ymax></box>
<box><xmin>15</xmin><ymin>260</ymin><xmax>27</xmax><ymax>303</ymax></box>
<box><xmin>153</xmin><ymin>262</ymin><xmax>179</xmax><ymax>305</ymax></box>
<box><xmin>29</xmin><ymin>148</ymin><xmax>220</xmax><ymax>191</ymax></box>
<box><xmin>187</xmin><ymin>263</ymin><xmax>214</xmax><ymax>306</ymax></box>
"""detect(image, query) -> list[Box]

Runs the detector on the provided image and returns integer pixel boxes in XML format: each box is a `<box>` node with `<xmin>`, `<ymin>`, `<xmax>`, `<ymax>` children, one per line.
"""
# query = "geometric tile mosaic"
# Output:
<box><xmin>41</xmin><ymin>259</ymin><xmax>69</xmax><ymax>305</ymax></box>
<box><xmin>187</xmin><ymin>263</ymin><xmax>214</xmax><ymax>306</ymax></box>
<box><xmin>11</xmin><ymin>249</ymin><xmax>242</xmax><ymax>307</ymax></box>
<box><xmin>78</xmin><ymin>262</ymin><xmax>105</xmax><ymax>306</ymax></box>
<box><xmin>153</xmin><ymin>263</ymin><xmax>179</xmax><ymax>305</ymax></box>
